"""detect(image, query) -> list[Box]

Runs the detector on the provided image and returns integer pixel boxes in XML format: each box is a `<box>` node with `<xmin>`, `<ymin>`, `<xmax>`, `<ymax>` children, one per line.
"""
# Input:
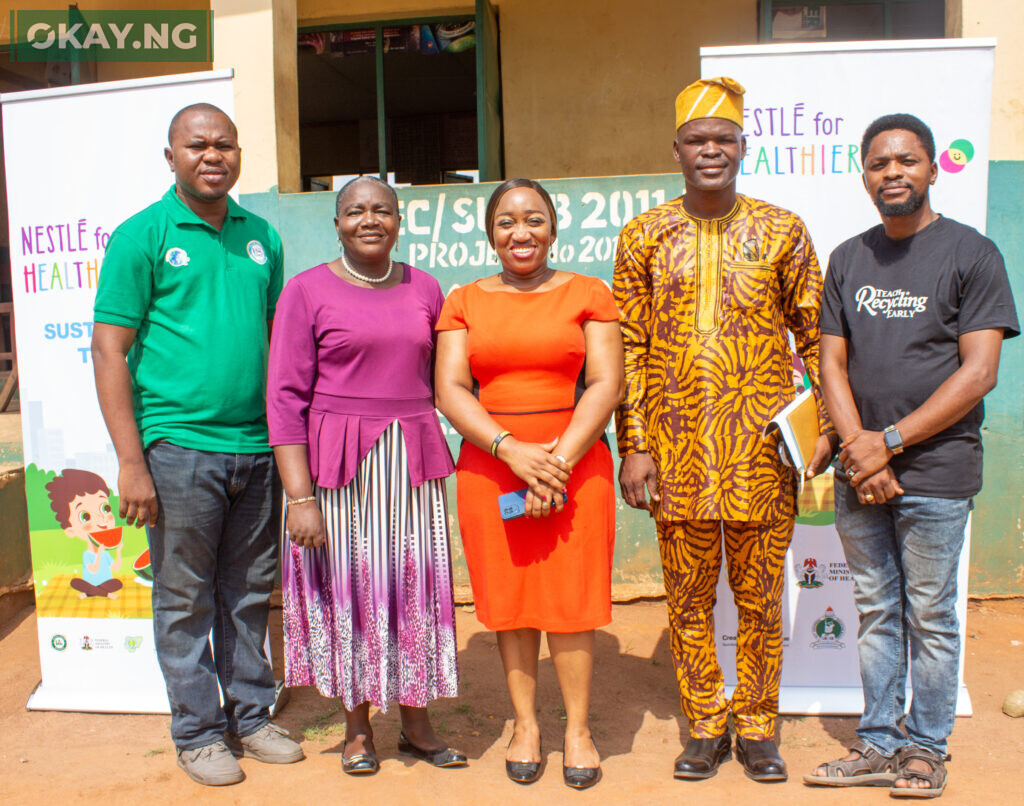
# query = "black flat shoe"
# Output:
<box><xmin>506</xmin><ymin>758</ymin><xmax>542</xmax><ymax>784</ymax></box>
<box><xmin>735</xmin><ymin>736</ymin><xmax>788</xmax><ymax>783</ymax></box>
<box><xmin>505</xmin><ymin>736</ymin><xmax>542</xmax><ymax>784</ymax></box>
<box><xmin>674</xmin><ymin>733</ymin><xmax>731</xmax><ymax>780</ymax></box>
<box><xmin>341</xmin><ymin>752</ymin><xmax>379</xmax><ymax>775</ymax></box>
<box><xmin>562</xmin><ymin>741</ymin><xmax>601</xmax><ymax>790</ymax></box>
<box><xmin>397</xmin><ymin>732</ymin><xmax>468</xmax><ymax>768</ymax></box>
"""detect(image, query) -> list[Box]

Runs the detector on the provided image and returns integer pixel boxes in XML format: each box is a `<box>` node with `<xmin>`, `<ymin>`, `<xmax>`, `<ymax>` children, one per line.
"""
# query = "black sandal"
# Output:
<box><xmin>890</xmin><ymin>746</ymin><xmax>949</xmax><ymax>799</ymax></box>
<box><xmin>562</xmin><ymin>739</ymin><xmax>601</xmax><ymax>790</ymax></box>
<box><xmin>505</xmin><ymin>735</ymin><xmax>542</xmax><ymax>784</ymax></box>
<box><xmin>803</xmin><ymin>739</ymin><xmax>897</xmax><ymax>787</ymax></box>
<box><xmin>397</xmin><ymin>732</ymin><xmax>467</xmax><ymax>768</ymax></box>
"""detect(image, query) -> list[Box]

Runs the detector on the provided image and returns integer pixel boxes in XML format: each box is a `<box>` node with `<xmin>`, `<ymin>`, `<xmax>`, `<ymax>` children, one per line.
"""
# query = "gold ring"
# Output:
<box><xmin>865</xmin><ymin>494</ymin><xmax>875</xmax><ymax>502</ymax></box>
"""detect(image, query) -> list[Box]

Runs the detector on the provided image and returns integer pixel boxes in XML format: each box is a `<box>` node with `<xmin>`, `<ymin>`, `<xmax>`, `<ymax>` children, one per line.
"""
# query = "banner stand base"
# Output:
<box><xmin>27</xmin><ymin>678</ymin><xmax>292</xmax><ymax>716</ymax></box>
<box><xmin>26</xmin><ymin>680</ymin><xmax>171</xmax><ymax>713</ymax></box>
<box><xmin>722</xmin><ymin>685</ymin><xmax>973</xmax><ymax>717</ymax></box>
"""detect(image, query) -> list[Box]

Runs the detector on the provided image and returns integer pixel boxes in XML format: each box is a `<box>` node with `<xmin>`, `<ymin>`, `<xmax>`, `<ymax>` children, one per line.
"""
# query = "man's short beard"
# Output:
<box><xmin>874</xmin><ymin>188</ymin><xmax>926</xmax><ymax>217</ymax></box>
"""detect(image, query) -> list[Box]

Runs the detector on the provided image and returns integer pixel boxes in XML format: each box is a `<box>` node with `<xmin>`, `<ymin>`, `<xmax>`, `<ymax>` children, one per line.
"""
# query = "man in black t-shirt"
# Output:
<box><xmin>804</xmin><ymin>114</ymin><xmax>1018</xmax><ymax>798</ymax></box>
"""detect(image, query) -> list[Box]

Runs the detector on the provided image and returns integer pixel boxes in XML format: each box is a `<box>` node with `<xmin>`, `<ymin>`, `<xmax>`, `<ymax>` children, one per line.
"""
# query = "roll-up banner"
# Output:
<box><xmin>3</xmin><ymin>71</ymin><xmax>235</xmax><ymax>712</ymax></box>
<box><xmin>701</xmin><ymin>40</ymin><xmax>995</xmax><ymax>715</ymax></box>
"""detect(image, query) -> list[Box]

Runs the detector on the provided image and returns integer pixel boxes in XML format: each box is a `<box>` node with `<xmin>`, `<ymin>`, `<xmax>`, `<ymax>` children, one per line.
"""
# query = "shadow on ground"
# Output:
<box><xmin>268</xmin><ymin>613</ymin><xmax>684</xmax><ymax>764</ymax></box>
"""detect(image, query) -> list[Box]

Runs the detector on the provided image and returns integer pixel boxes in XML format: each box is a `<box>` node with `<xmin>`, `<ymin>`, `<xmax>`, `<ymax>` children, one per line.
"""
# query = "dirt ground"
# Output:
<box><xmin>1</xmin><ymin>598</ymin><xmax>1022</xmax><ymax>805</ymax></box>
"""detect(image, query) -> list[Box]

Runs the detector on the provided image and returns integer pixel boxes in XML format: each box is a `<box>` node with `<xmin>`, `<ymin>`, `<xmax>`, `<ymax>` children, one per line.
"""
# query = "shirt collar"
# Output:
<box><xmin>161</xmin><ymin>185</ymin><xmax>249</xmax><ymax>228</ymax></box>
<box><xmin>676</xmin><ymin>193</ymin><xmax>743</xmax><ymax>224</ymax></box>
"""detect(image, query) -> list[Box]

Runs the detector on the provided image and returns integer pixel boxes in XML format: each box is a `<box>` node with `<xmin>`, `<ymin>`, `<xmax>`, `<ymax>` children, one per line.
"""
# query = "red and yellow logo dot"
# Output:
<box><xmin>939</xmin><ymin>139</ymin><xmax>974</xmax><ymax>173</ymax></box>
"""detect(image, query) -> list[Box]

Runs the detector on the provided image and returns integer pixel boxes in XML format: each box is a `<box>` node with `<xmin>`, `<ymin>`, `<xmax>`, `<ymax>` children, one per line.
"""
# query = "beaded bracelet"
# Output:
<box><xmin>490</xmin><ymin>430</ymin><xmax>512</xmax><ymax>457</ymax></box>
<box><xmin>287</xmin><ymin>495</ymin><xmax>317</xmax><ymax>506</ymax></box>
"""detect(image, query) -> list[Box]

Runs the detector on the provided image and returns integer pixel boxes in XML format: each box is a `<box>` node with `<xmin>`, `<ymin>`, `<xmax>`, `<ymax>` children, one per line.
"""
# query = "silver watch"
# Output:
<box><xmin>883</xmin><ymin>425</ymin><xmax>904</xmax><ymax>455</ymax></box>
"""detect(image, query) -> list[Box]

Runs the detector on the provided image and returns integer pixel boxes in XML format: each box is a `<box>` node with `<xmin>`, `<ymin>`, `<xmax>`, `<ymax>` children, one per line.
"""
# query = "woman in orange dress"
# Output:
<box><xmin>435</xmin><ymin>178</ymin><xmax>623</xmax><ymax>789</ymax></box>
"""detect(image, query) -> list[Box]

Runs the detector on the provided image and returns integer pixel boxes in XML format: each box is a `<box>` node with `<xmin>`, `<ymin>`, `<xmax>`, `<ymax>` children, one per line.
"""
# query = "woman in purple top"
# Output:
<box><xmin>267</xmin><ymin>176</ymin><xmax>464</xmax><ymax>775</ymax></box>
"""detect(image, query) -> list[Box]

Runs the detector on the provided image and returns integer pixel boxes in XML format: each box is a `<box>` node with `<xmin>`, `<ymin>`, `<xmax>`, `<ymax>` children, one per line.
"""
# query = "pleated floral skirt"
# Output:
<box><xmin>281</xmin><ymin>421</ymin><xmax>458</xmax><ymax>710</ymax></box>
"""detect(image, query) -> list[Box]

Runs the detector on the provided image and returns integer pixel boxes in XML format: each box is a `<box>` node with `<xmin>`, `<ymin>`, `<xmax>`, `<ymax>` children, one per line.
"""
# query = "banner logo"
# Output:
<box><xmin>795</xmin><ymin>556</ymin><xmax>824</xmax><ymax>588</ymax></box>
<box><xmin>80</xmin><ymin>635</ymin><xmax>94</xmax><ymax>651</ymax></box>
<box><xmin>810</xmin><ymin>607</ymin><xmax>846</xmax><ymax>649</ymax></box>
<box><xmin>124</xmin><ymin>636</ymin><xmax>144</xmax><ymax>653</ymax></box>
<box><xmin>854</xmin><ymin>286</ymin><xmax>928</xmax><ymax>319</ymax></box>
<box><xmin>939</xmin><ymin>139</ymin><xmax>974</xmax><ymax>174</ymax></box>
<box><xmin>51</xmin><ymin>634</ymin><xmax>68</xmax><ymax>651</ymax></box>
<box><xmin>10</xmin><ymin>10</ymin><xmax>213</xmax><ymax>63</ymax></box>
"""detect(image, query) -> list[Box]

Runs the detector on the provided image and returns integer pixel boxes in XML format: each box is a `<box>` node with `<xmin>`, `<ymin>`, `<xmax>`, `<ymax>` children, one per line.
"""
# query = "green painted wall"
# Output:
<box><xmin>970</xmin><ymin>160</ymin><xmax>1024</xmax><ymax>596</ymax></box>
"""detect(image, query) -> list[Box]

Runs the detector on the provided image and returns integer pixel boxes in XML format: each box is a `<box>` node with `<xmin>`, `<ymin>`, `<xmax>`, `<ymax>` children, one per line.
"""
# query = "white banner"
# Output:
<box><xmin>703</xmin><ymin>40</ymin><xmax>994</xmax><ymax>715</ymax></box>
<box><xmin>3</xmin><ymin>71</ymin><xmax>235</xmax><ymax>712</ymax></box>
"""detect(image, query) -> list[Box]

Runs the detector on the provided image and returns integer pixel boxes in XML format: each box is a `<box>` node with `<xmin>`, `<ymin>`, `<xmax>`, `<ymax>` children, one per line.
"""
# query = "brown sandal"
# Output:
<box><xmin>803</xmin><ymin>739</ymin><xmax>898</xmax><ymax>787</ymax></box>
<box><xmin>890</xmin><ymin>746</ymin><xmax>948</xmax><ymax>799</ymax></box>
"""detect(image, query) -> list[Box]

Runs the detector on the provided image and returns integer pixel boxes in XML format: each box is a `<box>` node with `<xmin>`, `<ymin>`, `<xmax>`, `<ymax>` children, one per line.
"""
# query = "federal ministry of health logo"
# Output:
<box><xmin>165</xmin><ymin>247</ymin><xmax>189</xmax><ymax>267</ymax></box>
<box><xmin>795</xmin><ymin>556</ymin><xmax>824</xmax><ymax>588</ymax></box>
<box><xmin>50</xmin><ymin>634</ymin><xmax>67</xmax><ymax>651</ymax></box>
<box><xmin>810</xmin><ymin>607</ymin><xmax>846</xmax><ymax>649</ymax></box>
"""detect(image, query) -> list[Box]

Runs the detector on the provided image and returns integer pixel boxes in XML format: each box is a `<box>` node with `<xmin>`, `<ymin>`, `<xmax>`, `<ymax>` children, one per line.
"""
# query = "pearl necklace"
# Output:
<box><xmin>341</xmin><ymin>251</ymin><xmax>393</xmax><ymax>284</ymax></box>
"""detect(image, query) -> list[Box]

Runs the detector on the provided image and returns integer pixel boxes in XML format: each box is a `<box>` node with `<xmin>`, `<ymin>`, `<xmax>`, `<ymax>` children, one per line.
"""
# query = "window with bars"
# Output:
<box><xmin>296</xmin><ymin>0</ymin><xmax>502</xmax><ymax>192</ymax></box>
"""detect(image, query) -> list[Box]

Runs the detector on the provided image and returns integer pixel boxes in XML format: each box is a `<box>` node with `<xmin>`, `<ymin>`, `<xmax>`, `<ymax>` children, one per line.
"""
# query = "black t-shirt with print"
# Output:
<box><xmin>821</xmin><ymin>215</ymin><xmax>1019</xmax><ymax>498</ymax></box>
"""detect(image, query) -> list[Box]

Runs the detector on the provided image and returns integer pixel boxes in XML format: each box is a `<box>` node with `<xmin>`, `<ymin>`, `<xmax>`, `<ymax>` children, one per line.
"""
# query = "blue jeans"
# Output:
<box><xmin>145</xmin><ymin>441</ymin><xmax>277</xmax><ymax>750</ymax></box>
<box><xmin>834</xmin><ymin>476</ymin><xmax>970</xmax><ymax>757</ymax></box>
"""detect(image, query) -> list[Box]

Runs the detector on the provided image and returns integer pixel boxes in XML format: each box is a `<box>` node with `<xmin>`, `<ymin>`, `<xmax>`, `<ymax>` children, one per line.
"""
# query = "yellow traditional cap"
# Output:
<box><xmin>674</xmin><ymin>77</ymin><xmax>745</xmax><ymax>131</ymax></box>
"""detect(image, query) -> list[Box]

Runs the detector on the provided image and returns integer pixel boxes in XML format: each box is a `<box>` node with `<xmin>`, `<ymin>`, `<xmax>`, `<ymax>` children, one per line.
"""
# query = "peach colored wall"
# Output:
<box><xmin>212</xmin><ymin>0</ymin><xmax>300</xmax><ymax>193</ymax></box>
<box><xmin>962</xmin><ymin>0</ymin><xmax>1024</xmax><ymax>160</ymax></box>
<box><xmin>497</xmin><ymin>0</ymin><xmax>756</xmax><ymax>178</ymax></box>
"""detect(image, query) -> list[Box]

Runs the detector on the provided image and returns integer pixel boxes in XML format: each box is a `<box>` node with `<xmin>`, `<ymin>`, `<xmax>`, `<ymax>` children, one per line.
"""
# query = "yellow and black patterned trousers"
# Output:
<box><xmin>657</xmin><ymin>518</ymin><xmax>794</xmax><ymax>740</ymax></box>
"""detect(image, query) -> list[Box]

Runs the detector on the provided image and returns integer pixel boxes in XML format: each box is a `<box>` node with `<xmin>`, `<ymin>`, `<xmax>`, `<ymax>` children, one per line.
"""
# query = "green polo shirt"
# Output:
<box><xmin>94</xmin><ymin>186</ymin><xmax>283</xmax><ymax>453</ymax></box>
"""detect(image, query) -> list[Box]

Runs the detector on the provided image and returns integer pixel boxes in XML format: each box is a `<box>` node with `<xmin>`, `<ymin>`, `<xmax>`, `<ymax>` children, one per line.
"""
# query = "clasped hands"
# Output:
<box><xmin>496</xmin><ymin>437</ymin><xmax>572</xmax><ymax>519</ymax></box>
<box><xmin>839</xmin><ymin>429</ymin><xmax>904</xmax><ymax>505</ymax></box>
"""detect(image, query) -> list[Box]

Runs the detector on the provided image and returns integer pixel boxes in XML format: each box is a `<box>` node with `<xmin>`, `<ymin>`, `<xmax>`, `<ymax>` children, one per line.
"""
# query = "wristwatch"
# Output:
<box><xmin>883</xmin><ymin>425</ymin><xmax>904</xmax><ymax>455</ymax></box>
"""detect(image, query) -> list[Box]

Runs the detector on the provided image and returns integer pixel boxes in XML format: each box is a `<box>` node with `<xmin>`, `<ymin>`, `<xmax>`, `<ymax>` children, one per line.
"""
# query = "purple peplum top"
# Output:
<box><xmin>267</xmin><ymin>262</ymin><xmax>455</xmax><ymax>489</ymax></box>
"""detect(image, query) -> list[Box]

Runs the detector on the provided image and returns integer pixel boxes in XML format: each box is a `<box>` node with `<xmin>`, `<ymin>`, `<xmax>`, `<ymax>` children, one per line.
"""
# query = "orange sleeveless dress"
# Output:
<box><xmin>436</xmin><ymin>273</ymin><xmax>618</xmax><ymax>632</ymax></box>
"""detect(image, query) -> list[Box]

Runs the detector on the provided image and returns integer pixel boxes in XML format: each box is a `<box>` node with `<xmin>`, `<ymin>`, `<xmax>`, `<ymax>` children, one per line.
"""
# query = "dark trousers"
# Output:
<box><xmin>145</xmin><ymin>441</ymin><xmax>277</xmax><ymax>750</ymax></box>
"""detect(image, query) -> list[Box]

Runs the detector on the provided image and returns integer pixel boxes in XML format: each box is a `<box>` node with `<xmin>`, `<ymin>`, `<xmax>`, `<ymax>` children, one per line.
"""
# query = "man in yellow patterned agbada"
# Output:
<box><xmin>613</xmin><ymin>77</ymin><xmax>835</xmax><ymax>783</ymax></box>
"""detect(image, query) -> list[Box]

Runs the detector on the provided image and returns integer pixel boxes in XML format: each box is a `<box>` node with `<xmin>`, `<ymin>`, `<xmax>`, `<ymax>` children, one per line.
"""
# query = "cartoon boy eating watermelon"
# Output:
<box><xmin>45</xmin><ymin>469</ymin><xmax>124</xmax><ymax>599</ymax></box>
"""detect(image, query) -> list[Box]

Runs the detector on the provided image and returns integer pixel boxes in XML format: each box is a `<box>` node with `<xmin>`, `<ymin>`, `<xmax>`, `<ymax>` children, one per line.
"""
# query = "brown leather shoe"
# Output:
<box><xmin>735</xmin><ymin>736</ymin><xmax>788</xmax><ymax>782</ymax></box>
<box><xmin>673</xmin><ymin>733</ymin><xmax>731</xmax><ymax>780</ymax></box>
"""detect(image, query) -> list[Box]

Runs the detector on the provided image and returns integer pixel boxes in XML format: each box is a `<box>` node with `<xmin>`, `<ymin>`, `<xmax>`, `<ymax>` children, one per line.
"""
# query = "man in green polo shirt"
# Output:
<box><xmin>92</xmin><ymin>103</ymin><xmax>303</xmax><ymax>787</ymax></box>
